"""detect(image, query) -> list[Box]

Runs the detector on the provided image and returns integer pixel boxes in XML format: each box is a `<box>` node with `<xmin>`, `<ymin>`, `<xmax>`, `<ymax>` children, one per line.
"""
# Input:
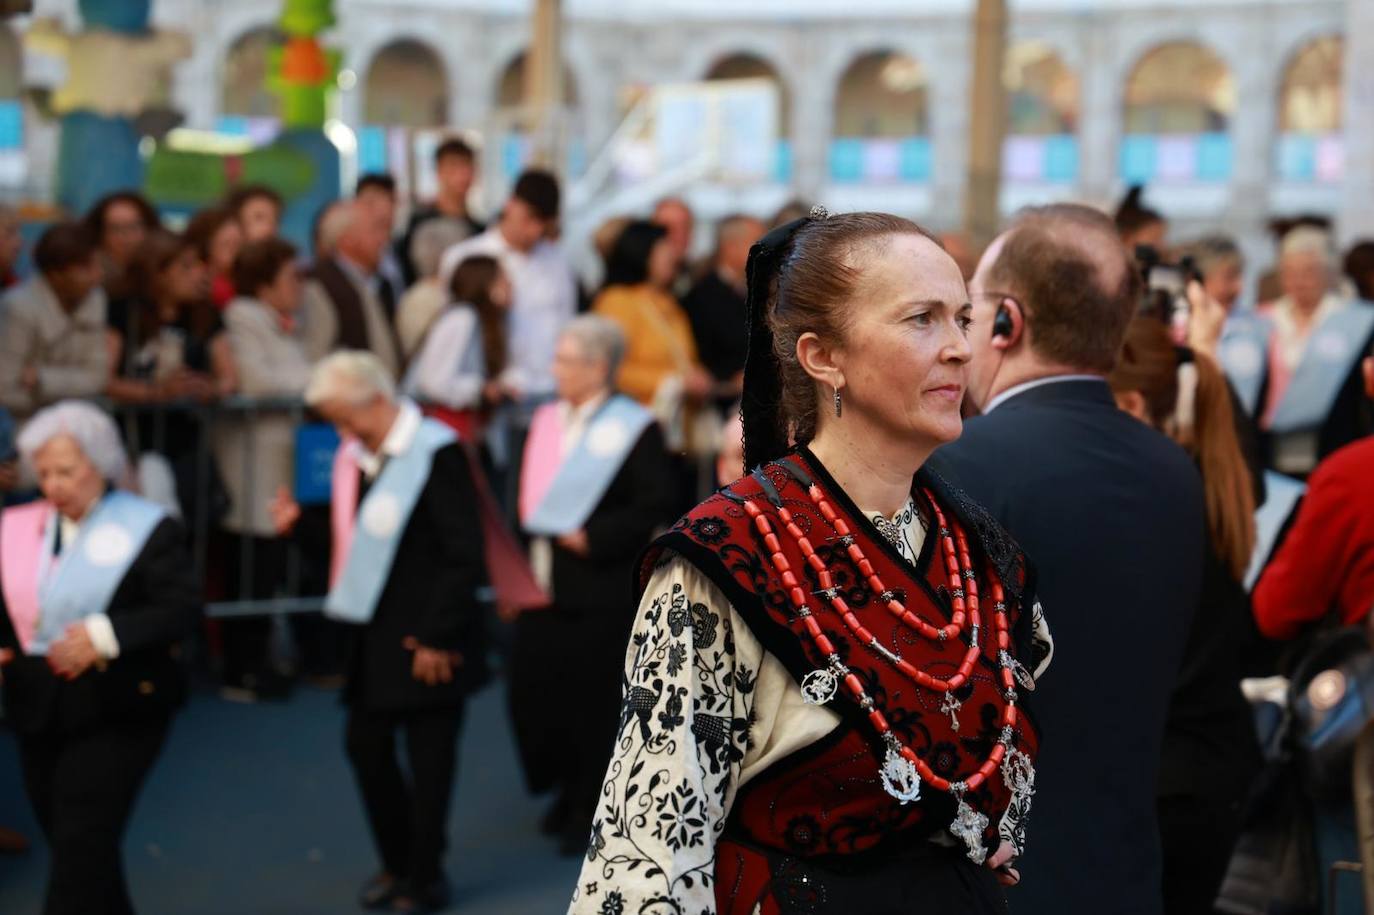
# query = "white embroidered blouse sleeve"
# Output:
<box><xmin>403</xmin><ymin>308</ymin><xmax>484</xmax><ymax>409</ymax></box>
<box><xmin>568</xmin><ymin>554</ymin><xmax>761</xmax><ymax>915</ymax></box>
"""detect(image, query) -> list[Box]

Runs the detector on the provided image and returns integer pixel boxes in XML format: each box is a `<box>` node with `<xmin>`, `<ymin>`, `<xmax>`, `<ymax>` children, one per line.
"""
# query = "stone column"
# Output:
<box><xmin>524</xmin><ymin>0</ymin><xmax>563</xmax><ymax>170</ymax></box>
<box><xmin>963</xmin><ymin>0</ymin><xmax>1006</xmax><ymax>247</ymax></box>
<box><xmin>1077</xmin><ymin>17</ymin><xmax>1119</xmax><ymax>207</ymax></box>
<box><xmin>1338</xmin><ymin>0</ymin><xmax>1374</xmax><ymax>244</ymax></box>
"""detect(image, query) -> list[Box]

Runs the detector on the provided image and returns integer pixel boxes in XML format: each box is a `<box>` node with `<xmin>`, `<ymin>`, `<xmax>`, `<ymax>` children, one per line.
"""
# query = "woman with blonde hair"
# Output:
<box><xmin>1108</xmin><ymin>315</ymin><xmax>1262</xmax><ymax>913</ymax></box>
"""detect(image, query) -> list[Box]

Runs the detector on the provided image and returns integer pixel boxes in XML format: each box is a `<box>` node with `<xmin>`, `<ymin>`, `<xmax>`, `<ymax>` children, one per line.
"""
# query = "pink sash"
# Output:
<box><xmin>329</xmin><ymin>439</ymin><xmax>363</xmax><ymax>590</ymax></box>
<box><xmin>327</xmin><ymin>436</ymin><xmax>547</xmax><ymax>612</ymax></box>
<box><xmin>519</xmin><ymin>403</ymin><xmax>564</xmax><ymax>527</ymax></box>
<box><xmin>0</xmin><ymin>501</ymin><xmax>53</xmax><ymax>654</ymax></box>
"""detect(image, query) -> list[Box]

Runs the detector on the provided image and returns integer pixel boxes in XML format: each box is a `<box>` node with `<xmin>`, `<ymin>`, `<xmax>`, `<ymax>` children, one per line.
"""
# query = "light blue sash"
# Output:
<box><xmin>33</xmin><ymin>491</ymin><xmax>165</xmax><ymax>656</ymax></box>
<box><xmin>1244</xmin><ymin>471</ymin><xmax>1306</xmax><ymax>591</ymax></box>
<box><xmin>1269</xmin><ymin>302</ymin><xmax>1374</xmax><ymax>433</ymax></box>
<box><xmin>524</xmin><ymin>395</ymin><xmax>655</xmax><ymax>537</ymax></box>
<box><xmin>324</xmin><ymin>419</ymin><xmax>456</xmax><ymax>624</ymax></box>
<box><xmin>1218</xmin><ymin>314</ymin><xmax>1272</xmax><ymax>419</ymax></box>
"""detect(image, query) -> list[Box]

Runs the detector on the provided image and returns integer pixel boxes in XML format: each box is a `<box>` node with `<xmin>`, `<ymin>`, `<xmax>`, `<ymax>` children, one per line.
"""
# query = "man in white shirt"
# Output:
<box><xmin>438</xmin><ymin>170</ymin><xmax>577</xmax><ymax>401</ymax></box>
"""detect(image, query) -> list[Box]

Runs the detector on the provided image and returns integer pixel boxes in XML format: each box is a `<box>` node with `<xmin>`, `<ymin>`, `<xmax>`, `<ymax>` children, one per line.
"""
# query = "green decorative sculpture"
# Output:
<box><xmin>269</xmin><ymin>0</ymin><xmax>341</xmax><ymax>129</ymax></box>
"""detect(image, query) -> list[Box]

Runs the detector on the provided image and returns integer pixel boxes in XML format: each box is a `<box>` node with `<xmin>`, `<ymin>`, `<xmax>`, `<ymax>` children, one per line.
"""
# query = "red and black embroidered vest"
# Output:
<box><xmin>639</xmin><ymin>450</ymin><xmax>1042</xmax><ymax>914</ymax></box>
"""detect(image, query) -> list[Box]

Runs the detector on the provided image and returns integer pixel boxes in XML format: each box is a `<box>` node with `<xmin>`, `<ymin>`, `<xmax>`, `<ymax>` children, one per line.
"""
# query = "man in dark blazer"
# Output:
<box><xmin>509</xmin><ymin>316</ymin><xmax>675</xmax><ymax>854</ymax></box>
<box><xmin>928</xmin><ymin>204</ymin><xmax>1205</xmax><ymax>915</ymax></box>
<box><xmin>274</xmin><ymin>352</ymin><xmax>487</xmax><ymax>914</ymax></box>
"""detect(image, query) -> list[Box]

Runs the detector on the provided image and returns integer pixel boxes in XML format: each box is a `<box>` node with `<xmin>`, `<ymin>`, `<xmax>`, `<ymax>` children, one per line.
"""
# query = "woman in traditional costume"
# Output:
<box><xmin>0</xmin><ymin>400</ymin><xmax>199</xmax><ymax>914</ymax></box>
<box><xmin>569</xmin><ymin>210</ymin><xmax>1051</xmax><ymax>914</ymax></box>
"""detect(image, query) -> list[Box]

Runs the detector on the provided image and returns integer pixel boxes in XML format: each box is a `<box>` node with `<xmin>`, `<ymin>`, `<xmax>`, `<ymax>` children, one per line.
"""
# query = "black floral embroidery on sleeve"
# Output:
<box><xmin>571</xmin><ymin>576</ymin><xmax>753</xmax><ymax>915</ymax></box>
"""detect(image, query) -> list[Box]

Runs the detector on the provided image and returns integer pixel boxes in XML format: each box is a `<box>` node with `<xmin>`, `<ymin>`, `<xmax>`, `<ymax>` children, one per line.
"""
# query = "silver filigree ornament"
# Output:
<box><xmin>880</xmin><ymin>738</ymin><xmax>922</xmax><ymax>804</ymax></box>
<box><xmin>999</xmin><ymin>649</ymin><xmax>1036</xmax><ymax>692</ymax></box>
<box><xmin>949</xmin><ymin>784</ymin><xmax>990</xmax><ymax>863</ymax></box>
<box><xmin>800</xmin><ymin>668</ymin><xmax>838</xmax><ymax>705</ymax></box>
<box><xmin>809</xmin><ymin>205</ymin><xmax>831</xmax><ymax>220</ymax></box>
<box><xmin>1001</xmin><ymin>746</ymin><xmax>1036</xmax><ymax>801</ymax></box>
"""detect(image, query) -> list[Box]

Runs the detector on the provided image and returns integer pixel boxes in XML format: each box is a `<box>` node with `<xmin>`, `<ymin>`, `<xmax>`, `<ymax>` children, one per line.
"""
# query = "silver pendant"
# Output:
<box><xmin>880</xmin><ymin>742</ymin><xmax>922</xmax><ymax>804</ymax></box>
<box><xmin>1002</xmin><ymin>746</ymin><xmax>1036</xmax><ymax>799</ymax></box>
<box><xmin>800</xmin><ymin>669</ymin><xmax>838</xmax><ymax>705</ymax></box>
<box><xmin>941</xmin><ymin>690</ymin><xmax>962</xmax><ymax>732</ymax></box>
<box><xmin>950</xmin><ymin>793</ymin><xmax>990</xmax><ymax>863</ymax></box>
<box><xmin>1000</xmin><ymin>650</ymin><xmax>1036</xmax><ymax>692</ymax></box>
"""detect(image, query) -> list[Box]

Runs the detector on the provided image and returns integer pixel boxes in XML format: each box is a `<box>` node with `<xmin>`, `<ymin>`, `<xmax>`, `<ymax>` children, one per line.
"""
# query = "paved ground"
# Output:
<box><xmin>0</xmin><ymin>683</ymin><xmax>583</xmax><ymax>914</ymax></box>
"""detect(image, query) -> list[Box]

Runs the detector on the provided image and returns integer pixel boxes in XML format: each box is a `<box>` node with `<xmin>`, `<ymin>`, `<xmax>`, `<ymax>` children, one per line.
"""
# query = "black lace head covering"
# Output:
<box><xmin>741</xmin><ymin>209</ymin><xmax>822</xmax><ymax>470</ymax></box>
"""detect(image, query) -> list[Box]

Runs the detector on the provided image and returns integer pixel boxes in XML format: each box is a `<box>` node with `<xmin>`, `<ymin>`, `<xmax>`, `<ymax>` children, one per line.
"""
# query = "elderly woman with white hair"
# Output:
<box><xmin>509</xmin><ymin>315</ymin><xmax>674</xmax><ymax>854</ymax></box>
<box><xmin>1216</xmin><ymin>225</ymin><xmax>1374</xmax><ymax>476</ymax></box>
<box><xmin>395</xmin><ymin>217</ymin><xmax>474</xmax><ymax>359</ymax></box>
<box><xmin>0</xmin><ymin>400</ymin><xmax>198</xmax><ymax>915</ymax></box>
<box><xmin>270</xmin><ymin>350</ymin><xmax>490</xmax><ymax>913</ymax></box>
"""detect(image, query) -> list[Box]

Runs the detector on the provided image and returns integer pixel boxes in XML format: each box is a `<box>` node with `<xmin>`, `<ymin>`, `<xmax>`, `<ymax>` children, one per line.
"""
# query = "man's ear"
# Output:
<box><xmin>796</xmin><ymin>331</ymin><xmax>844</xmax><ymax>391</ymax></box>
<box><xmin>990</xmin><ymin>297</ymin><xmax>1025</xmax><ymax>352</ymax></box>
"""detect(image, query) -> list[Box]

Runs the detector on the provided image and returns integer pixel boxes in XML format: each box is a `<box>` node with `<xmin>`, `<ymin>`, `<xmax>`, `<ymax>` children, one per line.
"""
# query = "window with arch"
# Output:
<box><xmin>831</xmin><ymin>50</ymin><xmax>930</xmax><ymax>184</ymax></box>
<box><xmin>1121</xmin><ymin>41</ymin><xmax>1235</xmax><ymax>184</ymax></box>
<box><xmin>1003</xmin><ymin>41</ymin><xmax>1079</xmax><ymax>183</ymax></box>
<box><xmin>364</xmin><ymin>39</ymin><xmax>449</xmax><ymax>129</ymax></box>
<box><xmin>493</xmin><ymin>50</ymin><xmax>584</xmax><ymax>181</ymax></box>
<box><xmin>1277</xmin><ymin>36</ymin><xmax>1344</xmax><ymax>182</ymax></box>
<box><xmin>221</xmin><ymin>26</ymin><xmax>282</xmax><ymax>123</ymax></box>
<box><xmin>705</xmin><ymin>52</ymin><xmax>790</xmax><ymax>182</ymax></box>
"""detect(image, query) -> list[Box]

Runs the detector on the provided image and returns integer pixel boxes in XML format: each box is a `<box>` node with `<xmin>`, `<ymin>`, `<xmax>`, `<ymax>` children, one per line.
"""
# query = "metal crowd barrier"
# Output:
<box><xmin>111</xmin><ymin>396</ymin><xmax>503</xmax><ymax>620</ymax></box>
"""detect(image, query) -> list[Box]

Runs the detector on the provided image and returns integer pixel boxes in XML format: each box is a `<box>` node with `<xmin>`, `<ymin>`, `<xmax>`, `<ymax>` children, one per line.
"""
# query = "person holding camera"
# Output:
<box><xmin>1108</xmin><ymin>316</ymin><xmax>1263</xmax><ymax>912</ymax></box>
<box><xmin>929</xmin><ymin>204</ymin><xmax>1205</xmax><ymax>915</ymax></box>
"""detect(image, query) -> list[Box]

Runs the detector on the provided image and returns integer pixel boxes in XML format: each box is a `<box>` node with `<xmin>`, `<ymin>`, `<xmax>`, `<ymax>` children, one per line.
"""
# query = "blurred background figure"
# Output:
<box><xmin>184</xmin><ymin>207</ymin><xmax>244</xmax><ymax>311</ymax></box>
<box><xmin>213</xmin><ymin>238</ymin><xmax>312</xmax><ymax>702</ymax></box>
<box><xmin>398</xmin><ymin>138</ymin><xmax>483</xmax><ymax>286</ymax></box>
<box><xmin>1115</xmin><ymin>185</ymin><xmax>1167</xmax><ymax>262</ymax></box>
<box><xmin>83</xmin><ymin>191</ymin><xmax>160</xmax><ymax>307</ymax></box>
<box><xmin>0</xmin><ymin>400</ymin><xmax>199</xmax><ymax>915</ymax></box>
<box><xmin>301</xmin><ymin>201</ymin><xmax>401</xmax><ymax>379</ymax></box>
<box><xmin>226</xmin><ymin>185</ymin><xmax>284</xmax><ymax>245</ymax></box>
<box><xmin>651</xmin><ymin>196</ymin><xmax>695</xmax><ymax>294</ymax></box>
<box><xmin>510</xmin><ymin>316</ymin><xmax>672</xmax><ymax>855</ymax></box>
<box><xmin>1108</xmin><ymin>316</ymin><xmax>1262</xmax><ymax>913</ymax></box>
<box><xmin>0</xmin><ymin>203</ymin><xmax>25</xmax><ymax>291</ymax></box>
<box><xmin>0</xmin><ymin>223</ymin><xmax>107</xmax><ymax>421</ymax></box>
<box><xmin>353</xmin><ymin>173</ymin><xmax>405</xmax><ymax>311</ymax></box>
<box><xmin>682</xmin><ymin>214</ymin><xmax>764</xmax><ymax>412</ymax></box>
<box><xmin>396</xmin><ymin>218</ymin><xmax>473</xmax><ymax>361</ymax></box>
<box><xmin>403</xmin><ymin>254</ymin><xmax>514</xmax><ymax>440</ymax></box>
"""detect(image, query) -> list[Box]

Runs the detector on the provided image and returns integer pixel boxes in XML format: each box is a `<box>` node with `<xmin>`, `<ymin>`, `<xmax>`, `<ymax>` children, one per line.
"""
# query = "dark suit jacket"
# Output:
<box><xmin>343</xmin><ymin>442</ymin><xmax>489</xmax><ymax>711</ymax></box>
<box><xmin>928</xmin><ymin>379</ymin><xmax>1205</xmax><ymax>915</ymax></box>
<box><xmin>0</xmin><ymin>516</ymin><xmax>201</xmax><ymax>735</ymax></box>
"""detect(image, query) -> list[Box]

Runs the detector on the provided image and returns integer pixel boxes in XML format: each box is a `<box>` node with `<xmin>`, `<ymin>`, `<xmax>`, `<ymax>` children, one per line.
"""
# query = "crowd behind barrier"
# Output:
<box><xmin>0</xmin><ymin>145</ymin><xmax>1371</xmax><ymax>914</ymax></box>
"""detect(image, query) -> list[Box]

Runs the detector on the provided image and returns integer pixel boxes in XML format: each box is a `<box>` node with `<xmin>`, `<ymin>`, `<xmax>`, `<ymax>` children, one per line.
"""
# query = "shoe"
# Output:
<box><xmin>0</xmin><ymin>826</ymin><xmax>29</xmax><ymax>854</ymax></box>
<box><xmin>358</xmin><ymin>873</ymin><xmax>400</xmax><ymax>910</ymax></box>
<box><xmin>219</xmin><ymin>671</ymin><xmax>294</xmax><ymax>704</ymax></box>
<box><xmin>390</xmin><ymin>877</ymin><xmax>450</xmax><ymax>913</ymax></box>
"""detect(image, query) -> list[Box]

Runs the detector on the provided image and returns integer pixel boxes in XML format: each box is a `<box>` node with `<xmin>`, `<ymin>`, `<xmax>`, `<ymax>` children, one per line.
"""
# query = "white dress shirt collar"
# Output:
<box><xmin>982</xmin><ymin>374</ymin><xmax>1106</xmax><ymax>414</ymax></box>
<box><xmin>357</xmin><ymin>399</ymin><xmax>422</xmax><ymax>479</ymax></box>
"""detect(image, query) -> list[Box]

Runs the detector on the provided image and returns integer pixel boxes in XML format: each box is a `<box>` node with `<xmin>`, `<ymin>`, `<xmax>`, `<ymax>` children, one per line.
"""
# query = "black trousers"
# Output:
<box><xmin>18</xmin><ymin>717</ymin><xmax>169</xmax><ymax>915</ymax></box>
<box><xmin>1160</xmin><ymin>792</ymin><xmax>1246</xmax><ymax>914</ymax></box>
<box><xmin>345</xmin><ymin>703</ymin><xmax>465</xmax><ymax>887</ymax></box>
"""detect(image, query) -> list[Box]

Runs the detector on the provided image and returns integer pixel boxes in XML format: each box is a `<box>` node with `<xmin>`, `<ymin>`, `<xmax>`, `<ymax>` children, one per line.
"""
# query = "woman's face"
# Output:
<box><xmin>1203</xmin><ymin>258</ymin><xmax>1244</xmax><ymax>312</ymax></box>
<box><xmin>259</xmin><ymin>261</ymin><xmax>302</xmax><ymax>315</ymax></box>
<box><xmin>829</xmin><ymin>234</ymin><xmax>973</xmax><ymax>448</ymax></box>
<box><xmin>209</xmin><ymin>220</ymin><xmax>243</xmax><ymax>275</ymax></box>
<box><xmin>33</xmin><ymin>435</ymin><xmax>105</xmax><ymax>520</ymax></box>
<box><xmin>647</xmin><ymin>237</ymin><xmax>678</xmax><ymax>289</ymax></box>
<box><xmin>159</xmin><ymin>247</ymin><xmax>206</xmax><ymax>305</ymax></box>
<box><xmin>103</xmin><ymin>200</ymin><xmax>147</xmax><ymax>267</ymax></box>
<box><xmin>239</xmin><ymin>197</ymin><xmax>280</xmax><ymax>243</ymax></box>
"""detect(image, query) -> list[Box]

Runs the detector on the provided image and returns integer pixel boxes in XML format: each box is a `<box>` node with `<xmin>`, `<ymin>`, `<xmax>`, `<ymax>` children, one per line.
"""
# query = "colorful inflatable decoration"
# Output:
<box><xmin>25</xmin><ymin>0</ymin><xmax>191</xmax><ymax>214</ymax></box>
<box><xmin>270</xmin><ymin>0</ymin><xmax>340</xmax><ymax>129</ymax></box>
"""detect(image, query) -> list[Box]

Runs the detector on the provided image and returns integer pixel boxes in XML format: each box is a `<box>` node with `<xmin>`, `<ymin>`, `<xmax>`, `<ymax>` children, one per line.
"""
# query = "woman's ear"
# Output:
<box><xmin>796</xmin><ymin>331</ymin><xmax>844</xmax><ymax>390</ymax></box>
<box><xmin>1113</xmin><ymin>388</ymin><xmax>1151</xmax><ymax>424</ymax></box>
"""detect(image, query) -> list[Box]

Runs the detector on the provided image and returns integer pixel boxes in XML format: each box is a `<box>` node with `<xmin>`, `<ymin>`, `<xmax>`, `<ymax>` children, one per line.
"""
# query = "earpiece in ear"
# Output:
<box><xmin>992</xmin><ymin>304</ymin><xmax>1014</xmax><ymax>340</ymax></box>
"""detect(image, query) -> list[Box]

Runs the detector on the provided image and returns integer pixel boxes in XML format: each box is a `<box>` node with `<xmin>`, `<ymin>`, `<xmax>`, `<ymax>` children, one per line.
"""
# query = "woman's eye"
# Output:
<box><xmin>958</xmin><ymin>315</ymin><xmax>975</xmax><ymax>332</ymax></box>
<box><xmin>910</xmin><ymin>312</ymin><xmax>932</xmax><ymax>326</ymax></box>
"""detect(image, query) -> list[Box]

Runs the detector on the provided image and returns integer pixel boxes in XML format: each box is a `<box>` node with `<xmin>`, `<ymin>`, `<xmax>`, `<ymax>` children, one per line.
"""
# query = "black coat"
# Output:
<box><xmin>0</xmin><ymin>515</ymin><xmax>200</xmax><ymax>735</ymax></box>
<box><xmin>342</xmin><ymin>442</ymin><xmax>489</xmax><ymax>711</ymax></box>
<box><xmin>509</xmin><ymin>422</ymin><xmax>674</xmax><ymax>793</ymax></box>
<box><xmin>928</xmin><ymin>379</ymin><xmax>1205</xmax><ymax>915</ymax></box>
<box><xmin>682</xmin><ymin>271</ymin><xmax>749</xmax><ymax>386</ymax></box>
